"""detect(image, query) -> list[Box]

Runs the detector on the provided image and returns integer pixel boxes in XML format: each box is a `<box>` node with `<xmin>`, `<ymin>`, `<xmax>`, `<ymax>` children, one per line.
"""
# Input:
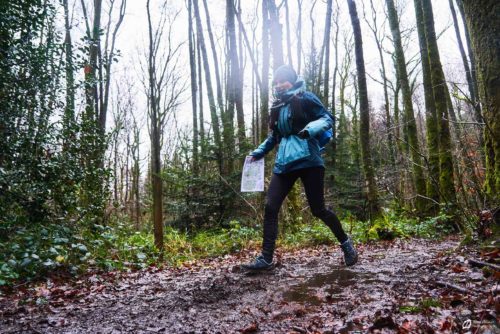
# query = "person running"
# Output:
<box><xmin>241</xmin><ymin>65</ymin><xmax>358</xmax><ymax>272</ymax></box>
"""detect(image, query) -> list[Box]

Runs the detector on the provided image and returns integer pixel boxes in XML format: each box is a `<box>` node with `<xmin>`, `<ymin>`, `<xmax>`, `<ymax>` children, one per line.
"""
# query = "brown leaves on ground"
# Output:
<box><xmin>0</xmin><ymin>237</ymin><xmax>498</xmax><ymax>333</ymax></box>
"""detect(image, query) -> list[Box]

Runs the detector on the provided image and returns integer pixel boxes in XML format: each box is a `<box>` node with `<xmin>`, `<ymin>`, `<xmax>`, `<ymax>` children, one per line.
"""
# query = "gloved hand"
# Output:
<box><xmin>248</xmin><ymin>155</ymin><xmax>261</xmax><ymax>163</ymax></box>
<box><xmin>297</xmin><ymin>129</ymin><xmax>310</xmax><ymax>139</ymax></box>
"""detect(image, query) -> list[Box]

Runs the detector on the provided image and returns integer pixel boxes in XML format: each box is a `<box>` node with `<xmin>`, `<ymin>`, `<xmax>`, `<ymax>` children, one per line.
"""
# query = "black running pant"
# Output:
<box><xmin>262</xmin><ymin>166</ymin><xmax>348</xmax><ymax>260</ymax></box>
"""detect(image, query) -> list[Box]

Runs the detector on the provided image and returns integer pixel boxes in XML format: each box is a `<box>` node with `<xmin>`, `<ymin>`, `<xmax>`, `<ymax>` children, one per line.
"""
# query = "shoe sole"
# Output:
<box><xmin>240</xmin><ymin>264</ymin><xmax>275</xmax><ymax>273</ymax></box>
<box><xmin>345</xmin><ymin>256</ymin><xmax>358</xmax><ymax>266</ymax></box>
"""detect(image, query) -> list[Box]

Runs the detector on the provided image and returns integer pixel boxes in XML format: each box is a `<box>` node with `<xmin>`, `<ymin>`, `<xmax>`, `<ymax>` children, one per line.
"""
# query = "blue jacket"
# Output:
<box><xmin>250</xmin><ymin>79</ymin><xmax>333</xmax><ymax>174</ymax></box>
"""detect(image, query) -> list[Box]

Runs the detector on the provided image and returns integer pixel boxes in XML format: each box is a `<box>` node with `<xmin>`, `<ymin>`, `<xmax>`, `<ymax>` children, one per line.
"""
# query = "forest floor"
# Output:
<box><xmin>1</xmin><ymin>236</ymin><xmax>498</xmax><ymax>334</ymax></box>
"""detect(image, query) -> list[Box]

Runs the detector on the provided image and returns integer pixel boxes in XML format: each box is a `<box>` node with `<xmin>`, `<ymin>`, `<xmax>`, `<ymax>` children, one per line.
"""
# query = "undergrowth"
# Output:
<box><xmin>0</xmin><ymin>211</ymin><xmax>459</xmax><ymax>287</ymax></box>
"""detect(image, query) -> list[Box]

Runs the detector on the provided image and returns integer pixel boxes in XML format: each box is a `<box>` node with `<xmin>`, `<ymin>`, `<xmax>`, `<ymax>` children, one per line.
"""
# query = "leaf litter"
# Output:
<box><xmin>0</xmin><ymin>236</ymin><xmax>498</xmax><ymax>333</ymax></box>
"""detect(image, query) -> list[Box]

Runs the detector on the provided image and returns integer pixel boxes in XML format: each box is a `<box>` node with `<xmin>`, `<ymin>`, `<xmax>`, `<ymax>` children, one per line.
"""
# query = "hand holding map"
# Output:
<box><xmin>241</xmin><ymin>156</ymin><xmax>264</xmax><ymax>192</ymax></box>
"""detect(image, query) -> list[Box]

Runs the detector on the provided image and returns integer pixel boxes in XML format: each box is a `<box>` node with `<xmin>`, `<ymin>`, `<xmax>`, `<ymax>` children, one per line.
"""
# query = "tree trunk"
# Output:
<box><xmin>260</xmin><ymin>0</ymin><xmax>270</xmax><ymax>141</ymax></box>
<box><xmin>226</xmin><ymin>0</ymin><xmax>245</xmax><ymax>156</ymax></box>
<box><xmin>449</xmin><ymin>0</ymin><xmax>485</xmax><ymax>166</ymax></box>
<box><xmin>234</xmin><ymin>6</ymin><xmax>262</xmax><ymax>89</ymax></box>
<box><xmin>267</xmin><ymin>0</ymin><xmax>284</xmax><ymax>70</ymax></box>
<box><xmin>202</xmin><ymin>0</ymin><xmax>224</xmax><ymax>116</ymax></box>
<box><xmin>196</xmin><ymin>30</ymin><xmax>205</xmax><ymax>155</ymax></box>
<box><xmin>236</xmin><ymin>1</ymin><xmax>246</xmax><ymax>150</ymax></box>
<box><xmin>366</xmin><ymin>0</ymin><xmax>396</xmax><ymax>168</ymax></box>
<box><xmin>100</xmin><ymin>0</ymin><xmax>126</xmax><ymax>136</ymax></box>
<box><xmin>386</xmin><ymin>0</ymin><xmax>426</xmax><ymax>212</ymax></box>
<box><xmin>62</xmin><ymin>0</ymin><xmax>75</xmax><ymax>144</ymax></box>
<box><xmin>146</xmin><ymin>0</ymin><xmax>163</xmax><ymax>252</ymax></box>
<box><xmin>346</xmin><ymin>0</ymin><xmax>380</xmax><ymax>217</ymax></box>
<box><xmin>296</xmin><ymin>0</ymin><xmax>303</xmax><ymax>73</ymax></box>
<box><xmin>420</xmin><ymin>0</ymin><xmax>457</xmax><ymax>206</ymax></box>
<box><xmin>188</xmin><ymin>0</ymin><xmax>199</xmax><ymax>175</ymax></box>
<box><xmin>131</xmin><ymin>117</ymin><xmax>141</xmax><ymax>229</ymax></box>
<box><xmin>308</xmin><ymin>0</ymin><xmax>318</xmax><ymax>94</ymax></box>
<box><xmin>331</xmin><ymin>1</ymin><xmax>340</xmax><ymax>110</ymax></box>
<box><xmin>449</xmin><ymin>0</ymin><xmax>476</xmax><ymax>115</ymax></box>
<box><xmin>414</xmin><ymin>0</ymin><xmax>440</xmax><ymax>212</ymax></box>
<box><xmin>252</xmin><ymin>20</ymin><xmax>260</xmax><ymax>143</ymax></box>
<box><xmin>462</xmin><ymin>0</ymin><xmax>500</xmax><ymax>204</ymax></box>
<box><xmin>284</xmin><ymin>0</ymin><xmax>293</xmax><ymax>66</ymax></box>
<box><xmin>455</xmin><ymin>0</ymin><xmax>482</xmax><ymax>125</ymax></box>
<box><xmin>193</xmin><ymin>0</ymin><xmax>222</xmax><ymax>168</ymax></box>
<box><xmin>83</xmin><ymin>0</ymin><xmax>101</xmax><ymax>122</ymax></box>
<box><xmin>319</xmin><ymin>0</ymin><xmax>333</xmax><ymax>106</ymax></box>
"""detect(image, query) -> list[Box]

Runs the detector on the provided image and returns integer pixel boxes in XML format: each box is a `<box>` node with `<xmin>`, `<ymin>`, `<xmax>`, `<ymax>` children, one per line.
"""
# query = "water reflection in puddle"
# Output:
<box><xmin>282</xmin><ymin>268</ymin><xmax>375</xmax><ymax>305</ymax></box>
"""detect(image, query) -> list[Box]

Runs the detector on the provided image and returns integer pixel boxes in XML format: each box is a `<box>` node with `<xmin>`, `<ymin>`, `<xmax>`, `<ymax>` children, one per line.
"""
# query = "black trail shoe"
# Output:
<box><xmin>340</xmin><ymin>238</ymin><xmax>358</xmax><ymax>266</ymax></box>
<box><xmin>241</xmin><ymin>255</ymin><xmax>275</xmax><ymax>272</ymax></box>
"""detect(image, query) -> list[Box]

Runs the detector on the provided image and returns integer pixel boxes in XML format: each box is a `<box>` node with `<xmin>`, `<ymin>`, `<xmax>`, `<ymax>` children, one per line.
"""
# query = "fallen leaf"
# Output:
<box><xmin>451</xmin><ymin>264</ymin><xmax>467</xmax><ymax>273</ymax></box>
<box><xmin>239</xmin><ymin>323</ymin><xmax>258</xmax><ymax>333</ymax></box>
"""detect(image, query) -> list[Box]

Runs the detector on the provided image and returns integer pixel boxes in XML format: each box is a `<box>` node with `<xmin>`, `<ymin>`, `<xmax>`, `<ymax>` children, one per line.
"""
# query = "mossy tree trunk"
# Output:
<box><xmin>386</xmin><ymin>0</ymin><xmax>426</xmax><ymax>212</ymax></box>
<box><xmin>462</xmin><ymin>0</ymin><xmax>500</xmax><ymax>205</ymax></box>
<box><xmin>420</xmin><ymin>0</ymin><xmax>457</xmax><ymax>208</ymax></box>
<box><xmin>414</xmin><ymin>0</ymin><xmax>440</xmax><ymax>213</ymax></box>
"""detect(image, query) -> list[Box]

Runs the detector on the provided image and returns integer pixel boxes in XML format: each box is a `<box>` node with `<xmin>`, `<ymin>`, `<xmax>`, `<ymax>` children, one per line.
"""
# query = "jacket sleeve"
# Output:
<box><xmin>301</xmin><ymin>92</ymin><xmax>333</xmax><ymax>138</ymax></box>
<box><xmin>250</xmin><ymin>131</ymin><xmax>280</xmax><ymax>159</ymax></box>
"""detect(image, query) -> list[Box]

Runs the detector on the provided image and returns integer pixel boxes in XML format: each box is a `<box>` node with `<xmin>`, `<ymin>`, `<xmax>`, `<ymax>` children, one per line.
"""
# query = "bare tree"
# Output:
<box><xmin>145</xmin><ymin>0</ymin><xmax>184</xmax><ymax>251</ymax></box>
<box><xmin>101</xmin><ymin>0</ymin><xmax>127</xmax><ymax>131</ymax></box>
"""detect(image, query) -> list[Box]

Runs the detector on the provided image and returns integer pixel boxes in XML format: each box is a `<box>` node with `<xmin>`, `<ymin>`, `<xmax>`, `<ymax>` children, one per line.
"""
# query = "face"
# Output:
<box><xmin>273</xmin><ymin>79</ymin><xmax>293</xmax><ymax>94</ymax></box>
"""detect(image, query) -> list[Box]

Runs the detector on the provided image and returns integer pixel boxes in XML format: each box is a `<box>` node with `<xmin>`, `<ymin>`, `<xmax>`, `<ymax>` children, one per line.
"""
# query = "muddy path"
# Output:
<box><xmin>1</xmin><ymin>237</ymin><xmax>498</xmax><ymax>333</ymax></box>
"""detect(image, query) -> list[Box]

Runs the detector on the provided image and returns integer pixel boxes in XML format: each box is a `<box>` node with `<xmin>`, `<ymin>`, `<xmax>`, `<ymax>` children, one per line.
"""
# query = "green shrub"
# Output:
<box><xmin>0</xmin><ymin>210</ymin><xmax>459</xmax><ymax>286</ymax></box>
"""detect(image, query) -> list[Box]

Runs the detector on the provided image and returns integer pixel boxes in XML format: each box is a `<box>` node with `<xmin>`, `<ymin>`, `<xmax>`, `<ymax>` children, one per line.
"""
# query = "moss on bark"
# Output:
<box><xmin>414</xmin><ymin>0</ymin><xmax>440</xmax><ymax>214</ymax></box>
<box><xmin>462</xmin><ymin>0</ymin><xmax>500</xmax><ymax>205</ymax></box>
<box><xmin>420</xmin><ymin>0</ymin><xmax>457</xmax><ymax>207</ymax></box>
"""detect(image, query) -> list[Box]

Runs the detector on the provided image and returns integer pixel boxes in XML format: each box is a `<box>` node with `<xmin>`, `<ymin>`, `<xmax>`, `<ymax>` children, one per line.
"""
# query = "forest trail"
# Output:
<box><xmin>1</xmin><ymin>237</ymin><xmax>498</xmax><ymax>333</ymax></box>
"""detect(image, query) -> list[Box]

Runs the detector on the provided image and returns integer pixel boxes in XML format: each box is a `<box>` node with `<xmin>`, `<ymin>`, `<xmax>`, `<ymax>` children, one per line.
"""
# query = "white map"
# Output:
<box><xmin>241</xmin><ymin>156</ymin><xmax>265</xmax><ymax>192</ymax></box>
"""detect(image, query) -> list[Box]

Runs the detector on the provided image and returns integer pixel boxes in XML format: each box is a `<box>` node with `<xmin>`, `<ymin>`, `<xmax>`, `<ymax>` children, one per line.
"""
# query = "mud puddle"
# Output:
<box><xmin>283</xmin><ymin>268</ymin><xmax>374</xmax><ymax>305</ymax></box>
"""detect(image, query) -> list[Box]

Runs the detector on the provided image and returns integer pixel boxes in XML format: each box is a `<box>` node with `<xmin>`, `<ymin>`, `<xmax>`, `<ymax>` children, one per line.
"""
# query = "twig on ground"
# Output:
<box><xmin>435</xmin><ymin>280</ymin><xmax>474</xmax><ymax>294</ymax></box>
<box><xmin>291</xmin><ymin>326</ymin><xmax>307</xmax><ymax>334</ymax></box>
<box><xmin>468</xmin><ymin>259</ymin><xmax>500</xmax><ymax>271</ymax></box>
